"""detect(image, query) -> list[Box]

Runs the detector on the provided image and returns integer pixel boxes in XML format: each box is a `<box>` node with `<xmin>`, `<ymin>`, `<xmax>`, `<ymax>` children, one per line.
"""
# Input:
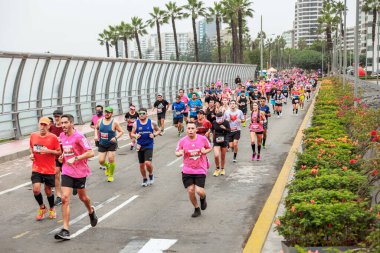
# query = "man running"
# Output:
<box><xmin>94</xmin><ymin>106</ymin><xmax>124</xmax><ymax>182</ymax></box>
<box><xmin>90</xmin><ymin>105</ymin><xmax>105</xmax><ymax>170</ymax></box>
<box><xmin>152</xmin><ymin>94</ymin><xmax>169</xmax><ymax>134</ymax></box>
<box><xmin>49</xmin><ymin>109</ymin><xmax>64</xmax><ymax>206</ymax></box>
<box><xmin>176</xmin><ymin>122</ymin><xmax>212</xmax><ymax>218</ymax></box>
<box><xmin>188</xmin><ymin>93</ymin><xmax>203</xmax><ymax>122</ymax></box>
<box><xmin>172</xmin><ymin>95</ymin><xmax>186</xmax><ymax>137</ymax></box>
<box><xmin>125</xmin><ymin>105</ymin><xmax>139</xmax><ymax>150</ymax></box>
<box><xmin>55</xmin><ymin>114</ymin><xmax>97</xmax><ymax>240</ymax></box>
<box><xmin>195</xmin><ymin>110</ymin><xmax>212</xmax><ymax>140</ymax></box>
<box><xmin>132</xmin><ymin>108</ymin><xmax>161</xmax><ymax>187</ymax></box>
<box><xmin>205</xmin><ymin>99</ymin><xmax>217</xmax><ymax>123</ymax></box>
<box><xmin>259</xmin><ymin>98</ymin><xmax>271</xmax><ymax>149</ymax></box>
<box><xmin>179</xmin><ymin>89</ymin><xmax>189</xmax><ymax>125</ymax></box>
<box><xmin>211</xmin><ymin>112</ymin><xmax>231</xmax><ymax>176</ymax></box>
<box><xmin>30</xmin><ymin>117</ymin><xmax>61</xmax><ymax>221</ymax></box>
<box><xmin>237</xmin><ymin>88</ymin><xmax>249</xmax><ymax>127</ymax></box>
<box><xmin>224</xmin><ymin>100</ymin><xmax>245</xmax><ymax>162</ymax></box>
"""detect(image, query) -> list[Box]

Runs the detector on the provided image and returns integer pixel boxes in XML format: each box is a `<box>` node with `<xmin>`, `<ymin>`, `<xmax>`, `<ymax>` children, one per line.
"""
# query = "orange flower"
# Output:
<box><xmin>274</xmin><ymin>219</ymin><xmax>281</xmax><ymax>226</ymax></box>
<box><xmin>310</xmin><ymin>199</ymin><xmax>315</xmax><ymax>204</ymax></box>
<box><xmin>291</xmin><ymin>206</ymin><xmax>296</xmax><ymax>212</ymax></box>
<box><xmin>342</xmin><ymin>166</ymin><xmax>348</xmax><ymax>171</ymax></box>
<box><xmin>310</xmin><ymin>169</ymin><xmax>318</xmax><ymax>175</ymax></box>
<box><xmin>301</xmin><ymin>165</ymin><xmax>307</xmax><ymax>170</ymax></box>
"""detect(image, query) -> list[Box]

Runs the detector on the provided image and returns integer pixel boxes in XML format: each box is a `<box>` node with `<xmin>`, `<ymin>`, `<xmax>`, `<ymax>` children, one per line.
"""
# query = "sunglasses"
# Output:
<box><xmin>53</xmin><ymin>115</ymin><xmax>61</xmax><ymax>117</ymax></box>
<box><xmin>139</xmin><ymin>112</ymin><xmax>147</xmax><ymax>115</ymax></box>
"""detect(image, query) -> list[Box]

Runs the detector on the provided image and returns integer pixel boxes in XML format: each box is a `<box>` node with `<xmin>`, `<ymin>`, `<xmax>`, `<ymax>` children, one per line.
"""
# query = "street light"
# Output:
<box><xmin>354</xmin><ymin>0</ymin><xmax>359</xmax><ymax>107</ymax></box>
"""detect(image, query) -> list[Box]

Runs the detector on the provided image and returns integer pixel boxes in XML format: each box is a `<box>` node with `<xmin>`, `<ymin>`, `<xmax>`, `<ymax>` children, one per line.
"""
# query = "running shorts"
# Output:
<box><xmin>182</xmin><ymin>173</ymin><xmax>206</xmax><ymax>188</ymax></box>
<box><xmin>98</xmin><ymin>143</ymin><xmax>117</xmax><ymax>152</ymax></box>
<box><xmin>157</xmin><ymin>112</ymin><xmax>166</xmax><ymax>120</ymax></box>
<box><xmin>31</xmin><ymin>172</ymin><xmax>55</xmax><ymax>187</ymax></box>
<box><xmin>137</xmin><ymin>148</ymin><xmax>153</xmax><ymax>163</ymax></box>
<box><xmin>228</xmin><ymin>131</ymin><xmax>241</xmax><ymax>142</ymax></box>
<box><xmin>61</xmin><ymin>175</ymin><xmax>87</xmax><ymax>189</ymax></box>
<box><xmin>173</xmin><ymin>118</ymin><xmax>184</xmax><ymax>125</ymax></box>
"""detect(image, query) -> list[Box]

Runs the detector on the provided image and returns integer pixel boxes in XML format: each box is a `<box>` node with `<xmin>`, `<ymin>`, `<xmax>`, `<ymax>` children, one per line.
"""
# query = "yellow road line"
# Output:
<box><xmin>243</xmin><ymin>88</ymin><xmax>320</xmax><ymax>253</ymax></box>
<box><xmin>13</xmin><ymin>231</ymin><xmax>30</xmax><ymax>239</ymax></box>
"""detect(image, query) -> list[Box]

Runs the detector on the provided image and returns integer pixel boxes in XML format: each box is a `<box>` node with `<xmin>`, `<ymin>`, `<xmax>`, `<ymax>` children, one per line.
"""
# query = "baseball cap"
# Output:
<box><xmin>105</xmin><ymin>106</ymin><xmax>113</xmax><ymax>113</ymax></box>
<box><xmin>39</xmin><ymin>117</ymin><xmax>51</xmax><ymax>125</ymax></box>
<box><xmin>53</xmin><ymin>109</ymin><xmax>63</xmax><ymax>116</ymax></box>
<box><xmin>197</xmin><ymin>110</ymin><xmax>206</xmax><ymax>115</ymax></box>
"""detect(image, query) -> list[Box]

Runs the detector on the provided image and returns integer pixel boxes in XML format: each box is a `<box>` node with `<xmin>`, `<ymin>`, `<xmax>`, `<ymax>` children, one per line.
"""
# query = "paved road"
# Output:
<box><xmin>0</xmin><ymin>98</ymin><xmax>313</xmax><ymax>253</ymax></box>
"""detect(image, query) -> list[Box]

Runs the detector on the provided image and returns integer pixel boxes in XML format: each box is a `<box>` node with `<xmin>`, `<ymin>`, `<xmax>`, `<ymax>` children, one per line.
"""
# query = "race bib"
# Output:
<box><xmin>231</xmin><ymin>126</ymin><xmax>237</xmax><ymax>131</ymax></box>
<box><xmin>240</xmin><ymin>102</ymin><xmax>245</xmax><ymax>105</ymax></box>
<box><xmin>101</xmin><ymin>132</ymin><xmax>108</xmax><ymax>139</ymax></box>
<box><xmin>191</xmin><ymin>107</ymin><xmax>196</xmax><ymax>112</ymax></box>
<box><xmin>62</xmin><ymin>145</ymin><xmax>74</xmax><ymax>156</ymax></box>
<box><xmin>33</xmin><ymin>144</ymin><xmax>45</xmax><ymax>152</ymax></box>
<box><xmin>189</xmin><ymin>149</ymin><xmax>201</xmax><ymax>160</ymax></box>
<box><xmin>216</xmin><ymin>136</ymin><xmax>225</xmax><ymax>143</ymax></box>
<box><xmin>294</xmin><ymin>99</ymin><xmax>299</xmax><ymax>103</ymax></box>
<box><xmin>157</xmin><ymin>108</ymin><xmax>163</xmax><ymax>113</ymax></box>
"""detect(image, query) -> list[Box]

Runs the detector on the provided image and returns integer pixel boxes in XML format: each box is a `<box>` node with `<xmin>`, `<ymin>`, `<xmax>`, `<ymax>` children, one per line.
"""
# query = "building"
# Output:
<box><xmin>346</xmin><ymin>26</ymin><xmax>355</xmax><ymax>51</ymax></box>
<box><xmin>282</xmin><ymin>29</ymin><xmax>295</xmax><ymax>48</ymax></box>
<box><xmin>293</xmin><ymin>0</ymin><xmax>323</xmax><ymax>48</ymax></box>
<box><xmin>197</xmin><ymin>18</ymin><xmax>216</xmax><ymax>44</ymax></box>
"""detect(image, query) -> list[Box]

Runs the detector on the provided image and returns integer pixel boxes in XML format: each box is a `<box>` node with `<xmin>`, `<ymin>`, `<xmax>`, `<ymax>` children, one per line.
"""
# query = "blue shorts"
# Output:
<box><xmin>270</xmin><ymin>100</ymin><xmax>275</xmax><ymax>105</ymax></box>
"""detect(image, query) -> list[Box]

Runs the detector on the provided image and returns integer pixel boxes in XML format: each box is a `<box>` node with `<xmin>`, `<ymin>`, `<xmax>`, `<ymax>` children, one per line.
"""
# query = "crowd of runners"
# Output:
<box><xmin>28</xmin><ymin>68</ymin><xmax>318</xmax><ymax>239</ymax></box>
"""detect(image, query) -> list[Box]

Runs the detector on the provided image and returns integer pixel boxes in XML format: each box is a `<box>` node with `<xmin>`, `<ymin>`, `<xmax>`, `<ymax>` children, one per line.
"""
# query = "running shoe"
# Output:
<box><xmin>89</xmin><ymin>206</ymin><xmax>98</xmax><ymax>227</ymax></box>
<box><xmin>54</xmin><ymin>196</ymin><xmax>62</xmax><ymax>206</ymax></box>
<box><xmin>233</xmin><ymin>158</ymin><xmax>237</xmax><ymax>163</ymax></box>
<box><xmin>200</xmin><ymin>196</ymin><xmax>207</xmax><ymax>210</ymax></box>
<box><xmin>178</xmin><ymin>132</ymin><xmax>181</xmax><ymax>137</ymax></box>
<box><xmin>213</xmin><ymin>169</ymin><xmax>220</xmax><ymax>177</ymax></box>
<box><xmin>220</xmin><ymin>169</ymin><xmax>225</xmax><ymax>176</ymax></box>
<box><xmin>251</xmin><ymin>153</ymin><xmax>256</xmax><ymax>161</ymax></box>
<box><xmin>130</xmin><ymin>145</ymin><xmax>134</xmax><ymax>150</ymax></box>
<box><xmin>191</xmin><ymin>207</ymin><xmax>201</xmax><ymax>218</ymax></box>
<box><xmin>73</xmin><ymin>188</ymin><xmax>77</xmax><ymax>196</ymax></box>
<box><xmin>242</xmin><ymin>121</ymin><xmax>246</xmax><ymax>127</ymax></box>
<box><xmin>54</xmin><ymin>228</ymin><xmax>70</xmax><ymax>240</ymax></box>
<box><xmin>48</xmin><ymin>208</ymin><xmax>56</xmax><ymax>219</ymax></box>
<box><xmin>280</xmin><ymin>112</ymin><xmax>283</xmax><ymax>117</ymax></box>
<box><xmin>262</xmin><ymin>144</ymin><xmax>266</xmax><ymax>149</ymax></box>
<box><xmin>277</xmin><ymin>115</ymin><xmax>280</xmax><ymax>118</ymax></box>
<box><xmin>107</xmin><ymin>176</ymin><xmax>114</xmax><ymax>182</ymax></box>
<box><xmin>36</xmin><ymin>207</ymin><xmax>47</xmax><ymax>221</ymax></box>
<box><xmin>141</xmin><ymin>179</ymin><xmax>148</xmax><ymax>187</ymax></box>
<box><xmin>99</xmin><ymin>166</ymin><xmax>106</xmax><ymax>170</ymax></box>
<box><xmin>148</xmin><ymin>174</ymin><xmax>154</xmax><ymax>185</ymax></box>
<box><xmin>256</xmin><ymin>155</ymin><xmax>261</xmax><ymax>161</ymax></box>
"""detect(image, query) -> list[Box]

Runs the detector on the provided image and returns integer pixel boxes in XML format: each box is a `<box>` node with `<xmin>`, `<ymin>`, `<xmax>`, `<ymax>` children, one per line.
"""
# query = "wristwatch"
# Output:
<box><xmin>74</xmin><ymin>156</ymin><xmax>79</xmax><ymax>161</ymax></box>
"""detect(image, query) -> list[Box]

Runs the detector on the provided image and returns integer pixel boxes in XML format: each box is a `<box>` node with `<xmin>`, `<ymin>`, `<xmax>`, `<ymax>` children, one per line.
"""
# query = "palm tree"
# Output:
<box><xmin>184</xmin><ymin>0</ymin><xmax>208</xmax><ymax>62</ymax></box>
<box><xmin>108</xmin><ymin>25</ymin><xmax>120</xmax><ymax>58</ymax></box>
<box><xmin>236</xmin><ymin>0</ymin><xmax>254</xmax><ymax>64</ymax></box>
<box><xmin>117</xmin><ymin>21</ymin><xmax>133</xmax><ymax>58</ymax></box>
<box><xmin>130</xmin><ymin>16</ymin><xmax>148</xmax><ymax>59</ymax></box>
<box><xmin>147</xmin><ymin>7</ymin><xmax>168</xmax><ymax>60</ymax></box>
<box><xmin>164</xmin><ymin>2</ymin><xmax>186</xmax><ymax>61</ymax></box>
<box><xmin>98</xmin><ymin>30</ymin><xmax>111</xmax><ymax>57</ymax></box>
<box><xmin>222</xmin><ymin>0</ymin><xmax>239</xmax><ymax>63</ymax></box>
<box><xmin>362</xmin><ymin>0</ymin><xmax>380</xmax><ymax>72</ymax></box>
<box><xmin>208</xmin><ymin>2</ymin><xmax>224</xmax><ymax>63</ymax></box>
<box><xmin>317</xmin><ymin>0</ymin><xmax>340</xmax><ymax>57</ymax></box>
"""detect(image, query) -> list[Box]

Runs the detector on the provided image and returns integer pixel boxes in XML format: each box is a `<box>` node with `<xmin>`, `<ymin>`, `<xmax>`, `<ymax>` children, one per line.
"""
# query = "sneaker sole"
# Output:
<box><xmin>54</xmin><ymin>234</ymin><xmax>70</xmax><ymax>240</ymax></box>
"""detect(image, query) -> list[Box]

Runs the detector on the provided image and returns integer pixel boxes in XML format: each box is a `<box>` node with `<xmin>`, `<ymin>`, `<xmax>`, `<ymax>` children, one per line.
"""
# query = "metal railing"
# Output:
<box><xmin>0</xmin><ymin>51</ymin><xmax>256</xmax><ymax>140</ymax></box>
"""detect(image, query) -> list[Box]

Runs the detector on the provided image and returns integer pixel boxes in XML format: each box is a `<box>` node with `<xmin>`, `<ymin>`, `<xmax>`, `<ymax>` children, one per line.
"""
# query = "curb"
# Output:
<box><xmin>242</xmin><ymin>88</ymin><xmax>320</xmax><ymax>253</ymax></box>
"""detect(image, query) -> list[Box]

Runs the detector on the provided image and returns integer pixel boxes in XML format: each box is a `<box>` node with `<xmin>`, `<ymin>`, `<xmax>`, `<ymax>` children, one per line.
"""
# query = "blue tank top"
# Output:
<box><xmin>136</xmin><ymin>118</ymin><xmax>154</xmax><ymax>149</ymax></box>
<box><xmin>99</xmin><ymin>119</ymin><xmax>116</xmax><ymax>147</ymax></box>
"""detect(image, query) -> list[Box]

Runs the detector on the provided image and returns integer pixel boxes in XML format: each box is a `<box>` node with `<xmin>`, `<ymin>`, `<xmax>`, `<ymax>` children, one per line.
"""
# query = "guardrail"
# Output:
<box><xmin>0</xmin><ymin>51</ymin><xmax>256</xmax><ymax>139</ymax></box>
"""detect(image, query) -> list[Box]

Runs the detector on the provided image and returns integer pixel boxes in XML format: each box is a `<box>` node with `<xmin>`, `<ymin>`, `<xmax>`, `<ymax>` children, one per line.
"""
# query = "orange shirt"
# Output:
<box><xmin>30</xmin><ymin>132</ymin><xmax>60</xmax><ymax>174</ymax></box>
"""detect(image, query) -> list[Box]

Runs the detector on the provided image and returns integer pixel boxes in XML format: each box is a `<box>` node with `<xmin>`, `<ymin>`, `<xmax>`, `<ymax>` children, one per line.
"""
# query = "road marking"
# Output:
<box><xmin>0</xmin><ymin>182</ymin><xmax>30</xmax><ymax>196</ymax></box>
<box><xmin>0</xmin><ymin>172</ymin><xmax>12</xmax><ymax>178</ymax></box>
<box><xmin>71</xmin><ymin>195</ymin><xmax>138</xmax><ymax>238</ymax></box>
<box><xmin>13</xmin><ymin>231</ymin><xmax>30</xmax><ymax>239</ymax></box>
<box><xmin>49</xmin><ymin>194</ymin><xmax>121</xmax><ymax>234</ymax></box>
<box><xmin>166</xmin><ymin>157</ymin><xmax>182</xmax><ymax>167</ymax></box>
<box><xmin>138</xmin><ymin>239</ymin><xmax>178</xmax><ymax>253</ymax></box>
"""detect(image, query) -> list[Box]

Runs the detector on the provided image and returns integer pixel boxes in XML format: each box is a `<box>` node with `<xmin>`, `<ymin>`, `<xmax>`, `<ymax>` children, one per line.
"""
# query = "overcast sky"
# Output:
<box><xmin>0</xmin><ymin>0</ymin><xmax>355</xmax><ymax>57</ymax></box>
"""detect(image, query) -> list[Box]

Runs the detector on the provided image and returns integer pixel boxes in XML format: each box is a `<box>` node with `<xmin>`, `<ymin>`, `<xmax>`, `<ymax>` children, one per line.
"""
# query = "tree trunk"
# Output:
<box><xmin>326</xmin><ymin>25</ymin><xmax>332</xmax><ymax>68</ymax></box>
<box><xmin>238</xmin><ymin>10</ymin><xmax>244</xmax><ymax>64</ymax></box>
<box><xmin>106</xmin><ymin>42</ymin><xmax>110</xmax><ymax>57</ymax></box>
<box><xmin>372</xmin><ymin>8</ymin><xmax>377</xmax><ymax>72</ymax></box>
<box><xmin>123</xmin><ymin>37</ymin><xmax>129</xmax><ymax>58</ymax></box>
<box><xmin>172</xmin><ymin>16</ymin><xmax>180</xmax><ymax>61</ymax></box>
<box><xmin>192</xmin><ymin>17</ymin><xmax>199</xmax><ymax>62</ymax></box>
<box><xmin>157</xmin><ymin>20</ymin><xmax>163</xmax><ymax>60</ymax></box>
<box><xmin>216</xmin><ymin>16</ymin><xmax>222</xmax><ymax>63</ymax></box>
<box><xmin>135</xmin><ymin>32</ymin><xmax>142</xmax><ymax>59</ymax></box>
<box><xmin>231</xmin><ymin>19</ymin><xmax>238</xmax><ymax>63</ymax></box>
<box><xmin>115</xmin><ymin>40</ymin><xmax>119</xmax><ymax>58</ymax></box>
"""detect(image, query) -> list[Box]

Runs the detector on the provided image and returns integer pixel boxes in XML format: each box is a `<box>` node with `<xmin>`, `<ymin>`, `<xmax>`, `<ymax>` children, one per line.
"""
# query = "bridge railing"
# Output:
<box><xmin>0</xmin><ymin>51</ymin><xmax>256</xmax><ymax>139</ymax></box>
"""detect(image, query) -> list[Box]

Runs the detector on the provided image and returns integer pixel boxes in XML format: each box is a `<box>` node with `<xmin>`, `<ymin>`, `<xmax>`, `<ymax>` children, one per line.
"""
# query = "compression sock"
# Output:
<box><xmin>108</xmin><ymin>162</ymin><xmax>116</xmax><ymax>177</ymax></box>
<box><xmin>234</xmin><ymin>153</ymin><xmax>237</xmax><ymax>159</ymax></box>
<box><xmin>296</xmin><ymin>109</ymin><xmax>298</xmax><ymax>114</ymax></box>
<box><xmin>34</xmin><ymin>193</ymin><xmax>44</xmax><ymax>206</ymax></box>
<box><xmin>262</xmin><ymin>137</ymin><xmax>266</xmax><ymax>146</ymax></box>
<box><xmin>258</xmin><ymin>145</ymin><xmax>261</xmax><ymax>154</ymax></box>
<box><xmin>251</xmin><ymin>144</ymin><xmax>256</xmax><ymax>153</ymax></box>
<box><xmin>47</xmin><ymin>194</ymin><xmax>55</xmax><ymax>208</ymax></box>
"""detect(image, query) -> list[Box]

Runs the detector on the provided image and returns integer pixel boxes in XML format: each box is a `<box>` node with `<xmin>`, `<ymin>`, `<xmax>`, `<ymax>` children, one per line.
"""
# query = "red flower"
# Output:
<box><xmin>310</xmin><ymin>199</ymin><xmax>315</xmax><ymax>204</ymax></box>
<box><xmin>371</xmin><ymin>169</ymin><xmax>379</xmax><ymax>177</ymax></box>
<box><xmin>310</xmin><ymin>169</ymin><xmax>318</xmax><ymax>175</ymax></box>
<box><xmin>301</xmin><ymin>165</ymin><xmax>307</xmax><ymax>170</ymax></box>
<box><xmin>349</xmin><ymin>159</ymin><xmax>357</xmax><ymax>164</ymax></box>
<box><xmin>370</xmin><ymin>130</ymin><xmax>377</xmax><ymax>136</ymax></box>
<box><xmin>327</xmin><ymin>223</ymin><xmax>333</xmax><ymax>228</ymax></box>
<box><xmin>274</xmin><ymin>219</ymin><xmax>281</xmax><ymax>226</ymax></box>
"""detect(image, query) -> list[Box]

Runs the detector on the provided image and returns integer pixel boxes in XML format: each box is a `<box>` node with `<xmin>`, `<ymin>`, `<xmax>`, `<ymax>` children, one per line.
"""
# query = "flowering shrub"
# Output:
<box><xmin>275</xmin><ymin>78</ymin><xmax>380</xmax><ymax>248</ymax></box>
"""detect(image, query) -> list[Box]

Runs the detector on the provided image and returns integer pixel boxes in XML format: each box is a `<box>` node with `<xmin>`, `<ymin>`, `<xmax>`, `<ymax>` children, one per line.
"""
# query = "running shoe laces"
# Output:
<box><xmin>48</xmin><ymin>208</ymin><xmax>56</xmax><ymax>219</ymax></box>
<box><xmin>36</xmin><ymin>207</ymin><xmax>47</xmax><ymax>221</ymax></box>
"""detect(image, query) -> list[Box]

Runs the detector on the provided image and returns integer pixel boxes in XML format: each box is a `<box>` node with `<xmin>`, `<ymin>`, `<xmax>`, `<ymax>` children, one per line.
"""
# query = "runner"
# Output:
<box><xmin>49</xmin><ymin>109</ymin><xmax>64</xmax><ymax>206</ymax></box>
<box><xmin>211</xmin><ymin>112</ymin><xmax>231</xmax><ymax>176</ymax></box>
<box><xmin>224</xmin><ymin>100</ymin><xmax>245</xmax><ymax>162</ymax></box>
<box><xmin>205</xmin><ymin>99</ymin><xmax>217</xmax><ymax>123</ymax></box>
<box><xmin>249</xmin><ymin>89</ymin><xmax>262</xmax><ymax>111</ymax></box>
<box><xmin>273</xmin><ymin>89</ymin><xmax>286</xmax><ymax>118</ymax></box>
<box><xmin>55</xmin><ymin>114</ymin><xmax>97</xmax><ymax>240</ymax></box>
<box><xmin>152</xmin><ymin>94</ymin><xmax>169</xmax><ymax>134</ymax></box>
<box><xmin>125</xmin><ymin>105</ymin><xmax>139</xmax><ymax>150</ymax></box>
<box><xmin>188</xmin><ymin>93</ymin><xmax>203</xmax><ymax>122</ymax></box>
<box><xmin>179</xmin><ymin>89</ymin><xmax>189</xmax><ymax>125</ymax></box>
<box><xmin>90</xmin><ymin>105</ymin><xmax>106</xmax><ymax>170</ymax></box>
<box><xmin>94</xmin><ymin>106</ymin><xmax>124</xmax><ymax>182</ymax></box>
<box><xmin>220</xmin><ymin>97</ymin><xmax>230</xmax><ymax>114</ymax></box>
<box><xmin>30</xmin><ymin>117</ymin><xmax>61</xmax><ymax>221</ymax></box>
<box><xmin>175</xmin><ymin>122</ymin><xmax>212</xmax><ymax>218</ymax></box>
<box><xmin>172</xmin><ymin>95</ymin><xmax>186</xmax><ymax>137</ymax></box>
<box><xmin>282</xmin><ymin>82</ymin><xmax>289</xmax><ymax>104</ymax></box>
<box><xmin>249</xmin><ymin>102</ymin><xmax>266</xmax><ymax>161</ymax></box>
<box><xmin>131</xmin><ymin>108</ymin><xmax>161</xmax><ymax>187</ymax></box>
<box><xmin>195</xmin><ymin>110</ymin><xmax>212</xmax><ymax>140</ymax></box>
<box><xmin>264</xmin><ymin>81</ymin><xmax>272</xmax><ymax>102</ymax></box>
<box><xmin>299</xmin><ymin>85</ymin><xmax>305</xmax><ymax>110</ymax></box>
<box><xmin>291</xmin><ymin>86</ymin><xmax>301</xmax><ymax>116</ymax></box>
<box><xmin>237</xmin><ymin>89</ymin><xmax>249</xmax><ymax>127</ymax></box>
<box><xmin>305</xmin><ymin>81</ymin><xmax>312</xmax><ymax>101</ymax></box>
<box><xmin>259</xmin><ymin>98</ymin><xmax>271</xmax><ymax>149</ymax></box>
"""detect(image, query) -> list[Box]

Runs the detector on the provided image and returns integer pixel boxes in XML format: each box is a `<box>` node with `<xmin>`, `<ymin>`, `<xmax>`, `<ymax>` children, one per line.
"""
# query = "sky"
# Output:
<box><xmin>0</xmin><ymin>0</ymin><xmax>356</xmax><ymax>57</ymax></box>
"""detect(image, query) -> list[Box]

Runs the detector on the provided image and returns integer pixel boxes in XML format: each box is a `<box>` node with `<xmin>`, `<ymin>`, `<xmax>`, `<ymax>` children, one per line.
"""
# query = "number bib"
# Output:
<box><xmin>216</xmin><ymin>136</ymin><xmax>225</xmax><ymax>143</ymax></box>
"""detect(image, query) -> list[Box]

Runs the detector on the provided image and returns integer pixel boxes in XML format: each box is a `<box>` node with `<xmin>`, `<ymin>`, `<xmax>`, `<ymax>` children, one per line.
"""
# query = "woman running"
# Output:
<box><xmin>237</xmin><ymin>89</ymin><xmax>249</xmax><ymax>127</ymax></box>
<box><xmin>211</xmin><ymin>112</ymin><xmax>231</xmax><ymax>176</ymax></box>
<box><xmin>273</xmin><ymin>89</ymin><xmax>285</xmax><ymax>118</ymax></box>
<box><xmin>291</xmin><ymin>86</ymin><xmax>301</xmax><ymax>115</ymax></box>
<box><xmin>299</xmin><ymin>85</ymin><xmax>305</xmax><ymax>110</ymax></box>
<box><xmin>249</xmin><ymin>102</ymin><xmax>266</xmax><ymax>161</ymax></box>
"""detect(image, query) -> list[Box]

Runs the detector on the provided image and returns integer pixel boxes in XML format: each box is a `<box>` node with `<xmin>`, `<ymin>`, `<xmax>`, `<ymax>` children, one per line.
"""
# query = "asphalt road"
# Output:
<box><xmin>0</xmin><ymin>97</ymin><xmax>313</xmax><ymax>253</ymax></box>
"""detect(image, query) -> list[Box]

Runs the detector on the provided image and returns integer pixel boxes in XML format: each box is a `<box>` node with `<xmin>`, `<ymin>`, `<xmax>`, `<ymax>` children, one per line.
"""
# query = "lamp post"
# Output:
<box><xmin>354</xmin><ymin>0</ymin><xmax>359</xmax><ymax>107</ymax></box>
<box><xmin>343</xmin><ymin>0</ymin><xmax>347</xmax><ymax>86</ymax></box>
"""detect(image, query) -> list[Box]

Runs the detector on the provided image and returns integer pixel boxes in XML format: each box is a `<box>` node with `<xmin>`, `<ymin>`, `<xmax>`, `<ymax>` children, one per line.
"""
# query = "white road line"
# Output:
<box><xmin>70</xmin><ymin>195</ymin><xmax>139</xmax><ymax>238</ymax></box>
<box><xmin>0</xmin><ymin>172</ymin><xmax>12</xmax><ymax>178</ymax></box>
<box><xmin>166</xmin><ymin>157</ymin><xmax>182</xmax><ymax>167</ymax></box>
<box><xmin>49</xmin><ymin>194</ymin><xmax>121</xmax><ymax>234</ymax></box>
<box><xmin>0</xmin><ymin>182</ymin><xmax>30</xmax><ymax>196</ymax></box>
<box><xmin>138</xmin><ymin>238</ymin><xmax>178</xmax><ymax>253</ymax></box>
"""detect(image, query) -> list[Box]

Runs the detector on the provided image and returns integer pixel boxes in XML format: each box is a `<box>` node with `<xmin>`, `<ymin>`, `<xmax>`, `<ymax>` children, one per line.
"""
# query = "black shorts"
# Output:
<box><xmin>182</xmin><ymin>173</ymin><xmax>206</xmax><ymax>188</ymax></box>
<box><xmin>61</xmin><ymin>175</ymin><xmax>87</xmax><ymax>189</ymax></box>
<box><xmin>205</xmin><ymin>96</ymin><xmax>211</xmax><ymax>104</ymax></box>
<box><xmin>282</xmin><ymin>92</ymin><xmax>288</xmax><ymax>97</ymax></box>
<box><xmin>98</xmin><ymin>142</ymin><xmax>117</xmax><ymax>152</ymax></box>
<box><xmin>292</xmin><ymin>99</ymin><xmax>300</xmax><ymax>104</ymax></box>
<box><xmin>265</xmin><ymin>92</ymin><xmax>271</xmax><ymax>96</ymax></box>
<box><xmin>183</xmin><ymin>112</ymin><xmax>189</xmax><ymax>117</ymax></box>
<box><xmin>127</xmin><ymin>126</ymin><xmax>133</xmax><ymax>132</ymax></box>
<box><xmin>55</xmin><ymin>159</ymin><xmax>62</xmax><ymax>168</ymax></box>
<box><xmin>137</xmin><ymin>148</ymin><xmax>153</xmax><ymax>163</ymax></box>
<box><xmin>275</xmin><ymin>103</ymin><xmax>283</xmax><ymax>107</ymax></box>
<box><xmin>31</xmin><ymin>172</ymin><xmax>55</xmax><ymax>187</ymax></box>
<box><xmin>95</xmin><ymin>140</ymin><xmax>99</xmax><ymax>147</ymax></box>
<box><xmin>239</xmin><ymin>107</ymin><xmax>248</xmax><ymax>115</ymax></box>
<box><xmin>252</xmin><ymin>131</ymin><xmax>264</xmax><ymax>135</ymax></box>
<box><xmin>173</xmin><ymin>117</ymin><xmax>184</xmax><ymax>125</ymax></box>
<box><xmin>228</xmin><ymin>131</ymin><xmax>241</xmax><ymax>142</ymax></box>
<box><xmin>306</xmin><ymin>89</ymin><xmax>311</xmax><ymax>93</ymax></box>
<box><xmin>213</xmin><ymin>139</ymin><xmax>228</xmax><ymax>148</ymax></box>
<box><xmin>157</xmin><ymin>113</ymin><xmax>166</xmax><ymax>120</ymax></box>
